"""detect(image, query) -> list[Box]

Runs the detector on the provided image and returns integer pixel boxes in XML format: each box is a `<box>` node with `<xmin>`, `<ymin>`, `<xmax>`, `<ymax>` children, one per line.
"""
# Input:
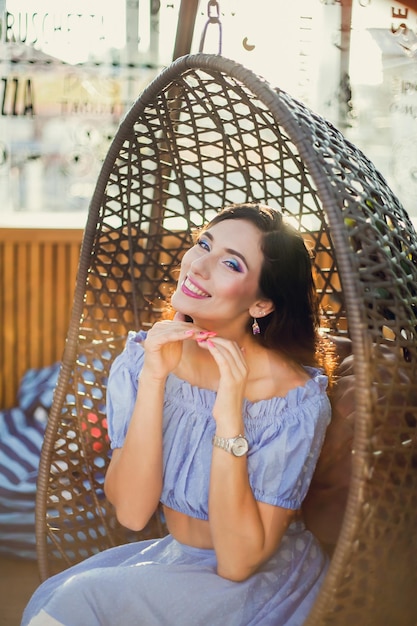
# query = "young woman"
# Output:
<box><xmin>22</xmin><ymin>203</ymin><xmax>331</xmax><ymax>626</ymax></box>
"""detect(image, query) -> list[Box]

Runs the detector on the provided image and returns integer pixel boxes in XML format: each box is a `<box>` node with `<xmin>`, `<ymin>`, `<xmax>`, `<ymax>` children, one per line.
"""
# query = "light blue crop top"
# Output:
<box><xmin>107</xmin><ymin>331</ymin><xmax>331</xmax><ymax>520</ymax></box>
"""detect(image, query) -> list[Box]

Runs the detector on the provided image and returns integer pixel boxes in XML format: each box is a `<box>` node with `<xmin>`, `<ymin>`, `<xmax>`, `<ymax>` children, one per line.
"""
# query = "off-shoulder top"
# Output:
<box><xmin>107</xmin><ymin>330</ymin><xmax>331</xmax><ymax>520</ymax></box>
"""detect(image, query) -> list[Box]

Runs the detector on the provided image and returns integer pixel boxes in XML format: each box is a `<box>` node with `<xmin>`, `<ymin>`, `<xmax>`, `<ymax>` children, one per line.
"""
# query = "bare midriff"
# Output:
<box><xmin>163</xmin><ymin>504</ymin><xmax>302</xmax><ymax>549</ymax></box>
<box><xmin>163</xmin><ymin>505</ymin><xmax>214</xmax><ymax>549</ymax></box>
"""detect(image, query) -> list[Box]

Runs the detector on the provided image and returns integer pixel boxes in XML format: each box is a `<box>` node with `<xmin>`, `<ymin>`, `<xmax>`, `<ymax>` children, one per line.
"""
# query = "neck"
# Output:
<box><xmin>191</xmin><ymin>317</ymin><xmax>253</xmax><ymax>346</ymax></box>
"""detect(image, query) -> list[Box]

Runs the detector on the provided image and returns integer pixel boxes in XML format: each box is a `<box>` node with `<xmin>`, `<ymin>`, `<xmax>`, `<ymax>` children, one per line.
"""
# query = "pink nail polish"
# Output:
<box><xmin>185</xmin><ymin>330</ymin><xmax>194</xmax><ymax>336</ymax></box>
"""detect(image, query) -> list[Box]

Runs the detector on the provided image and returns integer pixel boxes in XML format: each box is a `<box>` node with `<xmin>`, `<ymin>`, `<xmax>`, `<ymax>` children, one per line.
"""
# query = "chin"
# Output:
<box><xmin>170</xmin><ymin>290</ymin><xmax>182</xmax><ymax>310</ymax></box>
<box><xmin>170</xmin><ymin>293</ymin><xmax>191</xmax><ymax>317</ymax></box>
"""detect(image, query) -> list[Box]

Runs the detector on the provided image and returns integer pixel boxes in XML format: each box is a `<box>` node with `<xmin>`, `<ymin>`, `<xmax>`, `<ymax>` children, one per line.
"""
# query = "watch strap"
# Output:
<box><xmin>212</xmin><ymin>434</ymin><xmax>248</xmax><ymax>456</ymax></box>
<box><xmin>212</xmin><ymin>434</ymin><xmax>234</xmax><ymax>453</ymax></box>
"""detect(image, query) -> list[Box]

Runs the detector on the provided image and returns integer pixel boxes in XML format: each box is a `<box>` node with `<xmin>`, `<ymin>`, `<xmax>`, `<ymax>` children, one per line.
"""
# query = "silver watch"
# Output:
<box><xmin>212</xmin><ymin>434</ymin><xmax>249</xmax><ymax>457</ymax></box>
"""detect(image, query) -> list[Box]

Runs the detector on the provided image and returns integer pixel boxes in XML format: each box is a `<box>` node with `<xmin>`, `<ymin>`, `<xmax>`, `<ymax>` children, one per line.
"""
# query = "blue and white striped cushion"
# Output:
<box><xmin>0</xmin><ymin>363</ymin><xmax>60</xmax><ymax>559</ymax></box>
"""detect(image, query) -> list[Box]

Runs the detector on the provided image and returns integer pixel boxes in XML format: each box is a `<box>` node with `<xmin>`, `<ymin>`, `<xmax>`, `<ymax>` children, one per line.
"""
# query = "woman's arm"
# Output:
<box><xmin>104</xmin><ymin>370</ymin><xmax>165</xmax><ymax>531</ymax></box>
<box><xmin>205</xmin><ymin>337</ymin><xmax>296</xmax><ymax>581</ymax></box>
<box><xmin>209</xmin><ymin>446</ymin><xmax>296</xmax><ymax>581</ymax></box>
<box><xmin>104</xmin><ymin>320</ymin><xmax>199</xmax><ymax>530</ymax></box>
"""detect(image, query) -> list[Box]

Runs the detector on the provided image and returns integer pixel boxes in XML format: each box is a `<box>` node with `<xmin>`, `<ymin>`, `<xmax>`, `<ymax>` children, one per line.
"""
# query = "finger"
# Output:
<box><xmin>146</xmin><ymin>322</ymin><xmax>196</xmax><ymax>347</ymax></box>
<box><xmin>206</xmin><ymin>337</ymin><xmax>247</xmax><ymax>371</ymax></box>
<box><xmin>204</xmin><ymin>340</ymin><xmax>247</xmax><ymax>378</ymax></box>
<box><xmin>151</xmin><ymin>319</ymin><xmax>199</xmax><ymax>335</ymax></box>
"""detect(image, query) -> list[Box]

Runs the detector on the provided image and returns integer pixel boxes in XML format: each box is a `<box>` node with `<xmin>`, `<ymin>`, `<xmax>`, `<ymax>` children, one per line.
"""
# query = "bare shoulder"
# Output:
<box><xmin>247</xmin><ymin>348</ymin><xmax>311</xmax><ymax>402</ymax></box>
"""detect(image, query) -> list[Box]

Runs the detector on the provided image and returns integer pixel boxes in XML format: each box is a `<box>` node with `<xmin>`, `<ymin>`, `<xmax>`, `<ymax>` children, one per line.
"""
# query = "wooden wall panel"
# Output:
<box><xmin>0</xmin><ymin>228</ymin><xmax>83</xmax><ymax>409</ymax></box>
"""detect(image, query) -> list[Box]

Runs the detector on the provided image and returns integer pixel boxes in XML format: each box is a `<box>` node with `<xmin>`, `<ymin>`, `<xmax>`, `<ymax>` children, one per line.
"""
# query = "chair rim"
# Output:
<box><xmin>34</xmin><ymin>53</ymin><xmax>413</xmax><ymax>623</ymax></box>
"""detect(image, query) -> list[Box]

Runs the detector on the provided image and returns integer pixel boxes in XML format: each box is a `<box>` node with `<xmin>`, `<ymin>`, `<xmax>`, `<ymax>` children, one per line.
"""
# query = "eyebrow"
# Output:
<box><xmin>203</xmin><ymin>231</ymin><xmax>249</xmax><ymax>269</ymax></box>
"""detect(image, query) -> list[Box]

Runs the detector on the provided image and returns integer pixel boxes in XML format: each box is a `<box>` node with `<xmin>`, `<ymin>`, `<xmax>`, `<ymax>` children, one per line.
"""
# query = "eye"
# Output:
<box><xmin>224</xmin><ymin>258</ymin><xmax>243</xmax><ymax>272</ymax></box>
<box><xmin>197</xmin><ymin>238</ymin><xmax>210</xmax><ymax>251</ymax></box>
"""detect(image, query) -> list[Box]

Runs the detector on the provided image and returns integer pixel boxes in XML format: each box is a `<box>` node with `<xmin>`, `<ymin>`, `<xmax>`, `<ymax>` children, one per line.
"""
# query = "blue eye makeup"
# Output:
<box><xmin>197</xmin><ymin>238</ymin><xmax>210</xmax><ymax>251</ymax></box>
<box><xmin>224</xmin><ymin>258</ymin><xmax>243</xmax><ymax>272</ymax></box>
<box><xmin>196</xmin><ymin>235</ymin><xmax>244</xmax><ymax>272</ymax></box>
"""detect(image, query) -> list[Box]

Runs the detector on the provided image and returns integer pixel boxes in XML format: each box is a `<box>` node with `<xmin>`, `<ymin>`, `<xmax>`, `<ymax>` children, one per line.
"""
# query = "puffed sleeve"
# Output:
<box><xmin>106</xmin><ymin>330</ymin><xmax>147</xmax><ymax>449</ymax></box>
<box><xmin>246</xmin><ymin>372</ymin><xmax>331</xmax><ymax>510</ymax></box>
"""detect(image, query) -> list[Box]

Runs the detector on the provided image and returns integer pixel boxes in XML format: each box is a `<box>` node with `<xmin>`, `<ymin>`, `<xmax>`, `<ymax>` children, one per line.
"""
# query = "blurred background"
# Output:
<box><xmin>1</xmin><ymin>0</ymin><xmax>416</xmax><ymax>225</ymax></box>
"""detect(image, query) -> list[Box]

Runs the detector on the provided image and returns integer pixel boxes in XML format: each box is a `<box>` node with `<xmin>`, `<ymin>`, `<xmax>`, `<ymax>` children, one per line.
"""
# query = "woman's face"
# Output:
<box><xmin>171</xmin><ymin>219</ymin><xmax>267</xmax><ymax>332</ymax></box>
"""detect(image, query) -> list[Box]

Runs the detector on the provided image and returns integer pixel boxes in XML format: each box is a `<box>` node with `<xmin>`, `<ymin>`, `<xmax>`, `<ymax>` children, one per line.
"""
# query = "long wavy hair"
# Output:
<box><xmin>204</xmin><ymin>203</ymin><xmax>321</xmax><ymax>367</ymax></box>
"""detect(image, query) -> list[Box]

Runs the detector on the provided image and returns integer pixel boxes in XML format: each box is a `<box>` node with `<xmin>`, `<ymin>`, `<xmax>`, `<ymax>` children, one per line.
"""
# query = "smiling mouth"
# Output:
<box><xmin>181</xmin><ymin>276</ymin><xmax>211</xmax><ymax>299</ymax></box>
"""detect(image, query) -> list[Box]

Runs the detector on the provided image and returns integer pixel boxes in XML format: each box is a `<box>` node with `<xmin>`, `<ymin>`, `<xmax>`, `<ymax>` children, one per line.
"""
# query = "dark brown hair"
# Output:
<box><xmin>205</xmin><ymin>203</ymin><xmax>320</xmax><ymax>366</ymax></box>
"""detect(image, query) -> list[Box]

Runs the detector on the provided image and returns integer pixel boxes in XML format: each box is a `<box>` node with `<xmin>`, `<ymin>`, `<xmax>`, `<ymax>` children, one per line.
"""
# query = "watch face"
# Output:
<box><xmin>231</xmin><ymin>436</ymin><xmax>248</xmax><ymax>457</ymax></box>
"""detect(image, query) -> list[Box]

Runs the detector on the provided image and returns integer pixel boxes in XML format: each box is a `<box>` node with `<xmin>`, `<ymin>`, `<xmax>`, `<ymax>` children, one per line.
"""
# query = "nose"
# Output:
<box><xmin>190</xmin><ymin>252</ymin><xmax>210</xmax><ymax>278</ymax></box>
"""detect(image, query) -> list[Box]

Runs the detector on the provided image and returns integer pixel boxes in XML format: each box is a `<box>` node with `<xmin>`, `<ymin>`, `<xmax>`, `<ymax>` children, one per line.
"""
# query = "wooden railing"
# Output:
<box><xmin>0</xmin><ymin>227</ymin><xmax>83</xmax><ymax>409</ymax></box>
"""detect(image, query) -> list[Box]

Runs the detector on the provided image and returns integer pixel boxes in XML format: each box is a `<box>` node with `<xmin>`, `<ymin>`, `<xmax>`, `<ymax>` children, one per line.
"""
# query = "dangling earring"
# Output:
<box><xmin>252</xmin><ymin>318</ymin><xmax>260</xmax><ymax>335</ymax></box>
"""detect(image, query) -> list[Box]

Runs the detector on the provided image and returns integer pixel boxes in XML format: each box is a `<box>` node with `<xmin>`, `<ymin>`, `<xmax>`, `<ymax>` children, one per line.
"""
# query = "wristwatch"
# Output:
<box><xmin>212</xmin><ymin>434</ymin><xmax>249</xmax><ymax>457</ymax></box>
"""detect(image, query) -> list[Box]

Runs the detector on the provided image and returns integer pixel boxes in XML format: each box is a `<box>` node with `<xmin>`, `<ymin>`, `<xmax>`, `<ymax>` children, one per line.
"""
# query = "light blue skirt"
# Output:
<box><xmin>22</xmin><ymin>521</ymin><xmax>328</xmax><ymax>626</ymax></box>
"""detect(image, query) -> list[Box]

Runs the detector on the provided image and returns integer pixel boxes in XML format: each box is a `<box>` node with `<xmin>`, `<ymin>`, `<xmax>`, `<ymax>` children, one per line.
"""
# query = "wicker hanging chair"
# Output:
<box><xmin>35</xmin><ymin>53</ymin><xmax>417</xmax><ymax>625</ymax></box>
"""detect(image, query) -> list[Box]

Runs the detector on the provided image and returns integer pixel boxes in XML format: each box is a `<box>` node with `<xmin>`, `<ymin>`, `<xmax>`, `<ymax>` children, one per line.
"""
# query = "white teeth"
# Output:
<box><xmin>184</xmin><ymin>277</ymin><xmax>210</xmax><ymax>297</ymax></box>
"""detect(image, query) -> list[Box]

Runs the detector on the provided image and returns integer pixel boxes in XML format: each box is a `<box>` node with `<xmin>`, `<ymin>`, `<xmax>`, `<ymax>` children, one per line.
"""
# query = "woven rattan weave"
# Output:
<box><xmin>35</xmin><ymin>54</ymin><xmax>417</xmax><ymax>625</ymax></box>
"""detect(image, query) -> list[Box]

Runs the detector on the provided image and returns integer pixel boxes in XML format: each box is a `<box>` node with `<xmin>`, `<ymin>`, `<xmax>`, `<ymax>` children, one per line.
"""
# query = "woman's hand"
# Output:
<box><xmin>143</xmin><ymin>312</ymin><xmax>215</xmax><ymax>381</ymax></box>
<box><xmin>201</xmin><ymin>337</ymin><xmax>248</xmax><ymax>424</ymax></box>
<box><xmin>142</xmin><ymin>319</ymin><xmax>196</xmax><ymax>381</ymax></box>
